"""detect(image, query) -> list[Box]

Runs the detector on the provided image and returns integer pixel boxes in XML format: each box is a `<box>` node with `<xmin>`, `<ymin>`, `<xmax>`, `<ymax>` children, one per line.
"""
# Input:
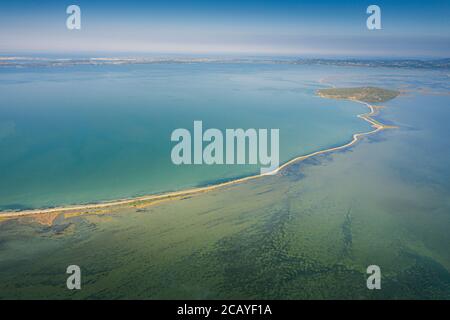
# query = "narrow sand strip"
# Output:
<box><xmin>0</xmin><ymin>96</ymin><xmax>390</xmax><ymax>219</ymax></box>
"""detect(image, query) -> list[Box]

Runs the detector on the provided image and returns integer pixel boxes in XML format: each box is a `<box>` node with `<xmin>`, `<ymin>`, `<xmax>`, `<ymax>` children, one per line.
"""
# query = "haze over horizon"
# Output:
<box><xmin>0</xmin><ymin>0</ymin><xmax>449</xmax><ymax>58</ymax></box>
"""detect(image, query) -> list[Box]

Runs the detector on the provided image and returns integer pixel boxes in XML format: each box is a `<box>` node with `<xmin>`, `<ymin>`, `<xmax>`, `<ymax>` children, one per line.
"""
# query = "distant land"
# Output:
<box><xmin>316</xmin><ymin>87</ymin><xmax>400</xmax><ymax>103</ymax></box>
<box><xmin>0</xmin><ymin>56</ymin><xmax>449</xmax><ymax>70</ymax></box>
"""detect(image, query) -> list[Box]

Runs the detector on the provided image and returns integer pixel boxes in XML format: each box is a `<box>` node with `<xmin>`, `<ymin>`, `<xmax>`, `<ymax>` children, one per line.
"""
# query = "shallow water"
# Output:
<box><xmin>0</xmin><ymin>65</ymin><xmax>449</xmax><ymax>299</ymax></box>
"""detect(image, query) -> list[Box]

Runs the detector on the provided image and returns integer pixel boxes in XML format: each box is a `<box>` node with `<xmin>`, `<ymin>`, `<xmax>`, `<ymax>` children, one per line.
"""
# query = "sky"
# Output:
<box><xmin>0</xmin><ymin>0</ymin><xmax>449</xmax><ymax>57</ymax></box>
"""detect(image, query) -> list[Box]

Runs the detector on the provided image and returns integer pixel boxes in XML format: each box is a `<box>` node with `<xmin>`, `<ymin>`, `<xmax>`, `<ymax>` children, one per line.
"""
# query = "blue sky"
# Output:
<box><xmin>0</xmin><ymin>0</ymin><xmax>449</xmax><ymax>57</ymax></box>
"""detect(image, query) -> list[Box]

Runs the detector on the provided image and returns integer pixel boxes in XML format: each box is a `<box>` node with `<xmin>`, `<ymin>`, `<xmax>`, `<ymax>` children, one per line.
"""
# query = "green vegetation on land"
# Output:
<box><xmin>317</xmin><ymin>87</ymin><xmax>400</xmax><ymax>103</ymax></box>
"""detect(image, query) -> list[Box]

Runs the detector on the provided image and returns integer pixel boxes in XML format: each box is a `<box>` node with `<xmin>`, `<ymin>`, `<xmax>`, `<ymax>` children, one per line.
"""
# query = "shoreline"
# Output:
<box><xmin>0</xmin><ymin>95</ymin><xmax>392</xmax><ymax>219</ymax></box>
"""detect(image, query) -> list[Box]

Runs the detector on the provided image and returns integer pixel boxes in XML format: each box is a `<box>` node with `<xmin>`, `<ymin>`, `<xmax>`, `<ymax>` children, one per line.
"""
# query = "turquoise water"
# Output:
<box><xmin>0</xmin><ymin>63</ymin><xmax>370</xmax><ymax>210</ymax></box>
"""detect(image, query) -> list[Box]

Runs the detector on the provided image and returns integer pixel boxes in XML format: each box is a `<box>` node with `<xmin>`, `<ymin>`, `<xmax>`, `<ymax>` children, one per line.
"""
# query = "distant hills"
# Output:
<box><xmin>290</xmin><ymin>58</ymin><xmax>450</xmax><ymax>70</ymax></box>
<box><xmin>1</xmin><ymin>56</ymin><xmax>449</xmax><ymax>70</ymax></box>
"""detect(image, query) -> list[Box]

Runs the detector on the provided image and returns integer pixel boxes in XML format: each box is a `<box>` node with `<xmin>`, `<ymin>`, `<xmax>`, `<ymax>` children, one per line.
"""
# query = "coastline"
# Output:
<box><xmin>0</xmin><ymin>94</ymin><xmax>393</xmax><ymax>219</ymax></box>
